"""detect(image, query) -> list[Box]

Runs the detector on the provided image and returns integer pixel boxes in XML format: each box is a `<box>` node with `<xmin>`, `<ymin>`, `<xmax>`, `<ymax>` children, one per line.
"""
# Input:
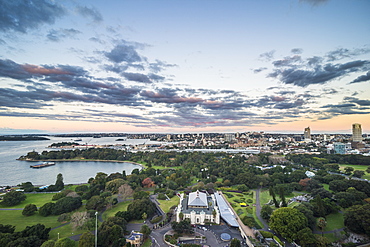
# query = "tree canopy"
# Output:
<box><xmin>269</xmin><ymin>207</ymin><xmax>308</xmax><ymax>242</ymax></box>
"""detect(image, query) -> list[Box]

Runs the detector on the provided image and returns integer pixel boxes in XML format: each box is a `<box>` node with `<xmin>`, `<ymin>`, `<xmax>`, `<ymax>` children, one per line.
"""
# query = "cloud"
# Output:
<box><xmin>291</xmin><ymin>48</ymin><xmax>303</xmax><ymax>54</ymax></box>
<box><xmin>46</xmin><ymin>28</ymin><xmax>82</xmax><ymax>42</ymax></box>
<box><xmin>350</xmin><ymin>71</ymin><xmax>370</xmax><ymax>84</ymax></box>
<box><xmin>300</xmin><ymin>0</ymin><xmax>329</xmax><ymax>6</ymax></box>
<box><xmin>268</xmin><ymin>54</ymin><xmax>370</xmax><ymax>87</ymax></box>
<box><xmin>149</xmin><ymin>60</ymin><xmax>177</xmax><ymax>73</ymax></box>
<box><xmin>104</xmin><ymin>41</ymin><xmax>142</xmax><ymax>63</ymax></box>
<box><xmin>259</xmin><ymin>50</ymin><xmax>275</xmax><ymax>61</ymax></box>
<box><xmin>253</xmin><ymin>67</ymin><xmax>267</xmax><ymax>73</ymax></box>
<box><xmin>76</xmin><ymin>6</ymin><xmax>103</xmax><ymax>22</ymax></box>
<box><xmin>0</xmin><ymin>0</ymin><xmax>65</xmax><ymax>33</ymax></box>
<box><xmin>325</xmin><ymin>47</ymin><xmax>370</xmax><ymax>61</ymax></box>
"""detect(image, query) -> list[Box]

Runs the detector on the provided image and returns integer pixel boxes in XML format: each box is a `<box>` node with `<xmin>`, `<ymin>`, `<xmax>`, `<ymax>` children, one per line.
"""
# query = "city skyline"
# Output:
<box><xmin>0</xmin><ymin>0</ymin><xmax>370</xmax><ymax>134</ymax></box>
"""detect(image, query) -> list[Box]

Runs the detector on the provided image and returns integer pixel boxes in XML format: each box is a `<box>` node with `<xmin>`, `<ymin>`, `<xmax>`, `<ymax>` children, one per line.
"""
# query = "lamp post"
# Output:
<box><xmin>95</xmin><ymin>211</ymin><xmax>98</xmax><ymax>247</ymax></box>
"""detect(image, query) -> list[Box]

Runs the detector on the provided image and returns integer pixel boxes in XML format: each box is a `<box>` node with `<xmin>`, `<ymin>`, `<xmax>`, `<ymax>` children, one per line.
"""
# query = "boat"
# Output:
<box><xmin>30</xmin><ymin>162</ymin><xmax>56</xmax><ymax>168</ymax></box>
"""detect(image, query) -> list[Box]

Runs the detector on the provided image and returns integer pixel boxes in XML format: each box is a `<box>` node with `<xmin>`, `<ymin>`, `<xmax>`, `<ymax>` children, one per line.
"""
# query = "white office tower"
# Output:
<box><xmin>352</xmin><ymin>123</ymin><xmax>362</xmax><ymax>142</ymax></box>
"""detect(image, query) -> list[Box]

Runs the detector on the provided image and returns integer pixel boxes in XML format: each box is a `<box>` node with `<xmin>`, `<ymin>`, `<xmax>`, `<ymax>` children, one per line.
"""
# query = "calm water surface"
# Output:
<box><xmin>0</xmin><ymin>137</ymin><xmax>155</xmax><ymax>186</ymax></box>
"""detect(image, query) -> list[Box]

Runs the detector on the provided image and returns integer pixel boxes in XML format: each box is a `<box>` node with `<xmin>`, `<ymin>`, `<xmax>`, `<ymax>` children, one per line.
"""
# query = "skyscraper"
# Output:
<box><xmin>352</xmin><ymin>123</ymin><xmax>362</xmax><ymax>142</ymax></box>
<box><xmin>304</xmin><ymin>127</ymin><xmax>311</xmax><ymax>142</ymax></box>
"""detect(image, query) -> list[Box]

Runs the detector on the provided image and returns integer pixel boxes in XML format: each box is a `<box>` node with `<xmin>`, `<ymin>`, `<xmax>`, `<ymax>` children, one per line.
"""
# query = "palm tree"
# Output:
<box><xmin>317</xmin><ymin>217</ymin><xmax>327</xmax><ymax>236</ymax></box>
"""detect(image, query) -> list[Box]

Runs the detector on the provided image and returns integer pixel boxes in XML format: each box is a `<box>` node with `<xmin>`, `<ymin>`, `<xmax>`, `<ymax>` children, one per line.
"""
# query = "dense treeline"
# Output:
<box><xmin>0</xmin><ymin>136</ymin><xmax>49</xmax><ymax>141</ymax></box>
<box><xmin>287</xmin><ymin>153</ymin><xmax>370</xmax><ymax>166</ymax></box>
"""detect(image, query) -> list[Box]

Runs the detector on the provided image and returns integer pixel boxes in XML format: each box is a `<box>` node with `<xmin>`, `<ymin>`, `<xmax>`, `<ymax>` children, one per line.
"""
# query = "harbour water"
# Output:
<box><xmin>0</xmin><ymin>137</ymin><xmax>156</xmax><ymax>186</ymax></box>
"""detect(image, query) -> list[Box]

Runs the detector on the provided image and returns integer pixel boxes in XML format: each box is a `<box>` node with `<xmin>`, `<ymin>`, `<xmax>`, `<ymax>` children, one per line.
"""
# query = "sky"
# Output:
<box><xmin>0</xmin><ymin>0</ymin><xmax>369</xmax><ymax>135</ymax></box>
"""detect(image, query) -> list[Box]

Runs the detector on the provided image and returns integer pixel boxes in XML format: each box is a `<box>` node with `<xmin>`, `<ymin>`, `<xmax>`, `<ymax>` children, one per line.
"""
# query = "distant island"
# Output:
<box><xmin>0</xmin><ymin>136</ymin><xmax>50</xmax><ymax>141</ymax></box>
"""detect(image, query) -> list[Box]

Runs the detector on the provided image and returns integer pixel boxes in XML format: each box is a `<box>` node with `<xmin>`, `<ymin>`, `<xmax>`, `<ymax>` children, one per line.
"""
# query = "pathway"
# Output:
<box><xmin>255</xmin><ymin>187</ymin><xmax>268</xmax><ymax>230</ymax></box>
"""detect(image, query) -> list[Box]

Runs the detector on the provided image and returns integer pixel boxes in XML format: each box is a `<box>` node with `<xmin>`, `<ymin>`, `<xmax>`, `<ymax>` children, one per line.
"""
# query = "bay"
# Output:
<box><xmin>0</xmin><ymin>137</ymin><xmax>155</xmax><ymax>186</ymax></box>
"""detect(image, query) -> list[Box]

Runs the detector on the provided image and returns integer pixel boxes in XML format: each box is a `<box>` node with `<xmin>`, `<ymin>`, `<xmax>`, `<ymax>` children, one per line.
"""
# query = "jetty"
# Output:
<box><xmin>30</xmin><ymin>162</ymin><xmax>55</xmax><ymax>168</ymax></box>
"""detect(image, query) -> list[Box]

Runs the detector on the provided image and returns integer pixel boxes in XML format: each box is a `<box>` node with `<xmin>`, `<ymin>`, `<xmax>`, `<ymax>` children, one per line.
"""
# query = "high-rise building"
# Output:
<box><xmin>304</xmin><ymin>127</ymin><xmax>311</xmax><ymax>142</ymax></box>
<box><xmin>334</xmin><ymin>142</ymin><xmax>346</xmax><ymax>154</ymax></box>
<box><xmin>352</xmin><ymin>123</ymin><xmax>362</xmax><ymax>142</ymax></box>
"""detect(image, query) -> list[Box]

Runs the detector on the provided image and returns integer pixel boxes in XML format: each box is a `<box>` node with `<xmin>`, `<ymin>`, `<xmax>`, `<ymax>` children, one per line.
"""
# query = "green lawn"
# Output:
<box><xmin>157</xmin><ymin>196</ymin><xmax>179</xmax><ymax>213</ymax></box>
<box><xmin>339</xmin><ymin>164</ymin><xmax>370</xmax><ymax>180</ymax></box>
<box><xmin>259</xmin><ymin>189</ymin><xmax>271</xmax><ymax>205</ymax></box>
<box><xmin>49</xmin><ymin>223</ymin><xmax>87</xmax><ymax>241</ymax></box>
<box><xmin>322</xmin><ymin>184</ymin><xmax>333</xmax><ymax>193</ymax></box>
<box><xmin>322</xmin><ymin>212</ymin><xmax>344</xmax><ymax>231</ymax></box>
<box><xmin>0</xmin><ymin>193</ymin><xmax>56</xmax><ymax>209</ymax></box>
<box><xmin>0</xmin><ymin>210</ymin><xmax>61</xmax><ymax>231</ymax></box>
<box><xmin>102</xmin><ymin>200</ymin><xmax>131</xmax><ymax>220</ymax></box>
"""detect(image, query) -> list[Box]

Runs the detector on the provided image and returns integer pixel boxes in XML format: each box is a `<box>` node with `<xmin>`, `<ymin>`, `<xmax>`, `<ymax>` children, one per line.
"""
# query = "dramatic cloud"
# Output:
<box><xmin>350</xmin><ymin>71</ymin><xmax>370</xmax><ymax>84</ymax></box>
<box><xmin>76</xmin><ymin>6</ymin><xmax>103</xmax><ymax>22</ymax></box>
<box><xmin>0</xmin><ymin>0</ymin><xmax>65</xmax><ymax>33</ymax></box>
<box><xmin>267</xmin><ymin>47</ymin><xmax>370</xmax><ymax>87</ymax></box>
<box><xmin>46</xmin><ymin>28</ymin><xmax>82</xmax><ymax>42</ymax></box>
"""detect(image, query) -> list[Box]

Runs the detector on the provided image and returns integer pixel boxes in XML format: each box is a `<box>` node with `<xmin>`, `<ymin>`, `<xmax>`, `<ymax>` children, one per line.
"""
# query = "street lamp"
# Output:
<box><xmin>95</xmin><ymin>211</ymin><xmax>98</xmax><ymax>247</ymax></box>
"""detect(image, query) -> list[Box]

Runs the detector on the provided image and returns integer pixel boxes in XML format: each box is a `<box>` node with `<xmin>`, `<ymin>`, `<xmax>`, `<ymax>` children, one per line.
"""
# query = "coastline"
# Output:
<box><xmin>19</xmin><ymin>159</ymin><xmax>146</xmax><ymax>170</ymax></box>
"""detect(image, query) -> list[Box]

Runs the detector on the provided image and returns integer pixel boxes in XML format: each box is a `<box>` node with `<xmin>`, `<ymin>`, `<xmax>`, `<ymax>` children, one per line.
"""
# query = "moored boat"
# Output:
<box><xmin>30</xmin><ymin>162</ymin><xmax>56</xmax><ymax>168</ymax></box>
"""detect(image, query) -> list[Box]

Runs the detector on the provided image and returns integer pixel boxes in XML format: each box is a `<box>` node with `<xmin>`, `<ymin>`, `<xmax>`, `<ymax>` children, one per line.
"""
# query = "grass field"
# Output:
<box><xmin>157</xmin><ymin>196</ymin><xmax>179</xmax><ymax>213</ymax></box>
<box><xmin>323</xmin><ymin>212</ymin><xmax>344</xmax><ymax>231</ymax></box>
<box><xmin>339</xmin><ymin>164</ymin><xmax>370</xmax><ymax>180</ymax></box>
<box><xmin>0</xmin><ymin>192</ymin><xmax>57</xmax><ymax>209</ymax></box>
<box><xmin>102</xmin><ymin>200</ymin><xmax>131</xmax><ymax>220</ymax></box>
<box><xmin>0</xmin><ymin>210</ymin><xmax>61</xmax><ymax>231</ymax></box>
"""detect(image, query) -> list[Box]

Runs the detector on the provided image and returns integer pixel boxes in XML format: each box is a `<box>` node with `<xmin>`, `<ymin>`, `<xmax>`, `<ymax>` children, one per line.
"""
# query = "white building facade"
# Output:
<box><xmin>176</xmin><ymin>190</ymin><xmax>220</xmax><ymax>225</ymax></box>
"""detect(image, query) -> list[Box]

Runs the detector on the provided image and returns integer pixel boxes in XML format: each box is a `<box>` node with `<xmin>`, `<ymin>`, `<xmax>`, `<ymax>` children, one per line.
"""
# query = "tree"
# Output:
<box><xmin>261</xmin><ymin>205</ymin><xmax>273</xmax><ymax>220</ymax></box>
<box><xmin>127</xmin><ymin>199</ymin><xmax>156</xmax><ymax>220</ymax></box>
<box><xmin>230</xmin><ymin>238</ymin><xmax>241</xmax><ymax>247</ymax></box>
<box><xmin>53</xmin><ymin>197</ymin><xmax>82</xmax><ymax>215</ymax></box>
<box><xmin>78</xmin><ymin>232</ymin><xmax>94</xmax><ymax>247</ymax></box>
<box><xmin>353</xmin><ymin>170</ymin><xmax>365</xmax><ymax>178</ymax></box>
<box><xmin>344</xmin><ymin>204</ymin><xmax>370</xmax><ymax>235</ymax></box>
<box><xmin>55</xmin><ymin>237</ymin><xmax>77</xmax><ymax>247</ymax></box>
<box><xmin>366</xmin><ymin>166</ymin><xmax>370</xmax><ymax>174</ymax></box>
<box><xmin>106</xmin><ymin>179</ymin><xmax>125</xmax><ymax>194</ymax></box>
<box><xmin>278</xmin><ymin>187</ymin><xmax>287</xmax><ymax>207</ymax></box>
<box><xmin>41</xmin><ymin>240</ymin><xmax>56</xmax><ymax>247</ymax></box>
<box><xmin>1</xmin><ymin>190</ymin><xmax>26</xmax><ymax>206</ymax></box>
<box><xmin>171</xmin><ymin>219</ymin><xmax>193</xmax><ymax>234</ymax></box>
<box><xmin>140</xmin><ymin>224</ymin><xmax>151</xmax><ymax>239</ymax></box>
<box><xmin>70</xmin><ymin>212</ymin><xmax>89</xmax><ymax>231</ymax></box>
<box><xmin>0</xmin><ymin>224</ymin><xmax>15</xmax><ymax>233</ymax></box>
<box><xmin>117</xmin><ymin>184</ymin><xmax>133</xmax><ymax>201</ymax></box>
<box><xmin>133</xmin><ymin>191</ymin><xmax>149</xmax><ymax>200</ymax></box>
<box><xmin>22</xmin><ymin>204</ymin><xmax>38</xmax><ymax>216</ymax></box>
<box><xmin>269</xmin><ymin>207</ymin><xmax>308</xmax><ymax>242</ymax></box>
<box><xmin>19</xmin><ymin>182</ymin><xmax>34</xmax><ymax>192</ymax></box>
<box><xmin>296</xmin><ymin>227</ymin><xmax>317</xmax><ymax>246</ymax></box>
<box><xmin>86</xmin><ymin>195</ymin><xmax>107</xmax><ymax>211</ymax></box>
<box><xmin>344</xmin><ymin>166</ymin><xmax>354</xmax><ymax>175</ymax></box>
<box><xmin>312</xmin><ymin>195</ymin><xmax>325</xmax><ymax>217</ymax></box>
<box><xmin>317</xmin><ymin>217</ymin><xmax>327</xmax><ymax>236</ymax></box>
<box><xmin>39</xmin><ymin>202</ymin><xmax>56</xmax><ymax>217</ymax></box>
<box><xmin>142</xmin><ymin>212</ymin><xmax>147</xmax><ymax>222</ymax></box>
<box><xmin>55</xmin><ymin>173</ymin><xmax>64</xmax><ymax>191</ymax></box>
<box><xmin>269</xmin><ymin>186</ymin><xmax>279</xmax><ymax>208</ymax></box>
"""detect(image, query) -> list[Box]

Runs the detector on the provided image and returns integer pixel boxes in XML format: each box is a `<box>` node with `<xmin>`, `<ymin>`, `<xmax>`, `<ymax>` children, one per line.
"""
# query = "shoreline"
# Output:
<box><xmin>18</xmin><ymin>159</ymin><xmax>146</xmax><ymax>169</ymax></box>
